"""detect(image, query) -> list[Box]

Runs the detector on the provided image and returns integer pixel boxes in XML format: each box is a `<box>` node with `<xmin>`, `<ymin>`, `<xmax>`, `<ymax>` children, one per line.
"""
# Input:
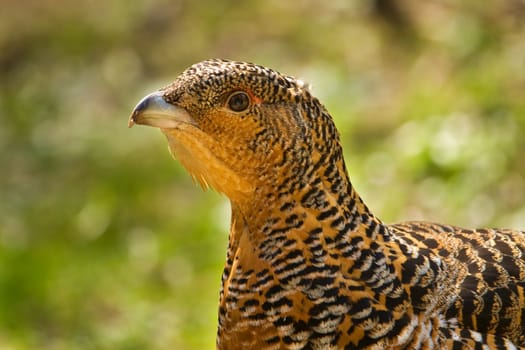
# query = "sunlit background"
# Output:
<box><xmin>1</xmin><ymin>1</ymin><xmax>524</xmax><ymax>349</ymax></box>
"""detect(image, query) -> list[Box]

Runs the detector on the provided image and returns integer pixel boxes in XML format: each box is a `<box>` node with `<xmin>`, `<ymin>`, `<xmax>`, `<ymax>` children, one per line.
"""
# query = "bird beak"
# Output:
<box><xmin>128</xmin><ymin>91</ymin><xmax>195</xmax><ymax>128</ymax></box>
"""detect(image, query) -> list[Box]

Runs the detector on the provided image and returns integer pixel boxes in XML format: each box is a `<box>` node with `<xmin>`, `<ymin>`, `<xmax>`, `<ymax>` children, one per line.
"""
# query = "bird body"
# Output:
<box><xmin>130</xmin><ymin>59</ymin><xmax>525</xmax><ymax>349</ymax></box>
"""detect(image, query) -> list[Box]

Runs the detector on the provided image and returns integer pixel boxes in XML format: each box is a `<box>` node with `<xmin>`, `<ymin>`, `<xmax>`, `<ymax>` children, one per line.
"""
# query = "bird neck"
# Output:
<box><xmin>227</xmin><ymin>153</ymin><xmax>389</xmax><ymax>270</ymax></box>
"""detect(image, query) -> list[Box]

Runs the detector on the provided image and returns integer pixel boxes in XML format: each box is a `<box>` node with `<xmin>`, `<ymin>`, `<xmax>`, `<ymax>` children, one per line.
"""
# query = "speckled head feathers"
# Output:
<box><xmin>130</xmin><ymin>58</ymin><xmax>341</xmax><ymax>203</ymax></box>
<box><xmin>161</xmin><ymin>59</ymin><xmax>312</xmax><ymax>108</ymax></box>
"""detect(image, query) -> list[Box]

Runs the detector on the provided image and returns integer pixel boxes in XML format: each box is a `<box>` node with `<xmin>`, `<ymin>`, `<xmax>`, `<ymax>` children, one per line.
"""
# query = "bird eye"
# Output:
<box><xmin>227</xmin><ymin>91</ymin><xmax>250</xmax><ymax>112</ymax></box>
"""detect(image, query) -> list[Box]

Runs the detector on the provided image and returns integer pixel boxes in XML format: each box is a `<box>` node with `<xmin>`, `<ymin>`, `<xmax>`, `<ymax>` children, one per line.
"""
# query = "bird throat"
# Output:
<box><xmin>162</xmin><ymin>127</ymin><xmax>254</xmax><ymax>201</ymax></box>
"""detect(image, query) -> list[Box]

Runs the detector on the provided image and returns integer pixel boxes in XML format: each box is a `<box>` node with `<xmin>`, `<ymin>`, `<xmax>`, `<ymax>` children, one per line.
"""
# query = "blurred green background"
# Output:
<box><xmin>1</xmin><ymin>1</ymin><xmax>524</xmax><ymax>349</ymax></box>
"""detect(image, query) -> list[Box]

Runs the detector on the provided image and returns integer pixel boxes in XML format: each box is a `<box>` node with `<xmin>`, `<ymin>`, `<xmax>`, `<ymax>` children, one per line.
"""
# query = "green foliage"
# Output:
<box><xmin>1</xmin><ymin>1</ymin><xmax>524</xmax><ymax>348</ymax></box>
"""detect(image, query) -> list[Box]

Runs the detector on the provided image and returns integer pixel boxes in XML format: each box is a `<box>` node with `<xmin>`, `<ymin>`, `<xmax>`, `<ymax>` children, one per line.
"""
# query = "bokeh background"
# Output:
<box><xmin>1</xmin><ymin>1</ymin><xmax>524</xmax><ymax>349</ymax></box>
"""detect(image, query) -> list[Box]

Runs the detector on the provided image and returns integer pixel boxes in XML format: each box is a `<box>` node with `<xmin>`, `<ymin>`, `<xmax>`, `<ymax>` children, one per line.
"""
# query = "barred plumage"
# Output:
<box><xmin>129</xmin><ymin>59</ymin><xmax>525</xmax><ymax>349</ymax></box>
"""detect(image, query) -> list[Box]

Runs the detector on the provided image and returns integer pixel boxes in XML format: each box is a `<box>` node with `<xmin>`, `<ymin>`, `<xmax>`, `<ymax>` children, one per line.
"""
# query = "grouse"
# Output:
<box><xmin>129</xmin><ymin>59</ymin><xmax>525</xmax><ymax>349</ymax></box>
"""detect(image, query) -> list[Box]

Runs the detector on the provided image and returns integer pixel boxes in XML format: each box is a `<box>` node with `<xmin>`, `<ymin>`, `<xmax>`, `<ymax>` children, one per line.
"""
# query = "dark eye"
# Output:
<box><xmin>227</xmin><ymin>91</ymin><xmax>250</xmax><ymax>112</ymax></box>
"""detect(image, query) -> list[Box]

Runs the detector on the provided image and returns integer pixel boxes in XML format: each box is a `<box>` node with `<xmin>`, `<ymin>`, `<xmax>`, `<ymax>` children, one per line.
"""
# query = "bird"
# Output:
<box><xmin>129</xmin><ymin>59</ymin><xmax>525</xmax><ymax>349</ymax></box>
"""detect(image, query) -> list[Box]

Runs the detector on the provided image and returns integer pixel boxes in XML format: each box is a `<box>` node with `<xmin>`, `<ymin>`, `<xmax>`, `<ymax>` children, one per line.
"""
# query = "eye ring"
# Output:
<box><xmin>227</xmin><ymin>91</ymin><xmax>251</xmax><ymax>112</ymax></box>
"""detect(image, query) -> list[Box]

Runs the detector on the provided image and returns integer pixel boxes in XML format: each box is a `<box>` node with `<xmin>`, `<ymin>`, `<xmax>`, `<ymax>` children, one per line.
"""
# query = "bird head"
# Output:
<box><xmin>130</xmin><ymin>59</ymin><xmax>343</xmax><ymax>204</ymax></box>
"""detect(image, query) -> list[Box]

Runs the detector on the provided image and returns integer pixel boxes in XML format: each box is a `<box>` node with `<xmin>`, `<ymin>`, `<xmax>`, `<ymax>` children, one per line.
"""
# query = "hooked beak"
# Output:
<box><xmin>128</xmin><ymin>91</ymin><xmax>195</xmax><ymax>128</ymax></box>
